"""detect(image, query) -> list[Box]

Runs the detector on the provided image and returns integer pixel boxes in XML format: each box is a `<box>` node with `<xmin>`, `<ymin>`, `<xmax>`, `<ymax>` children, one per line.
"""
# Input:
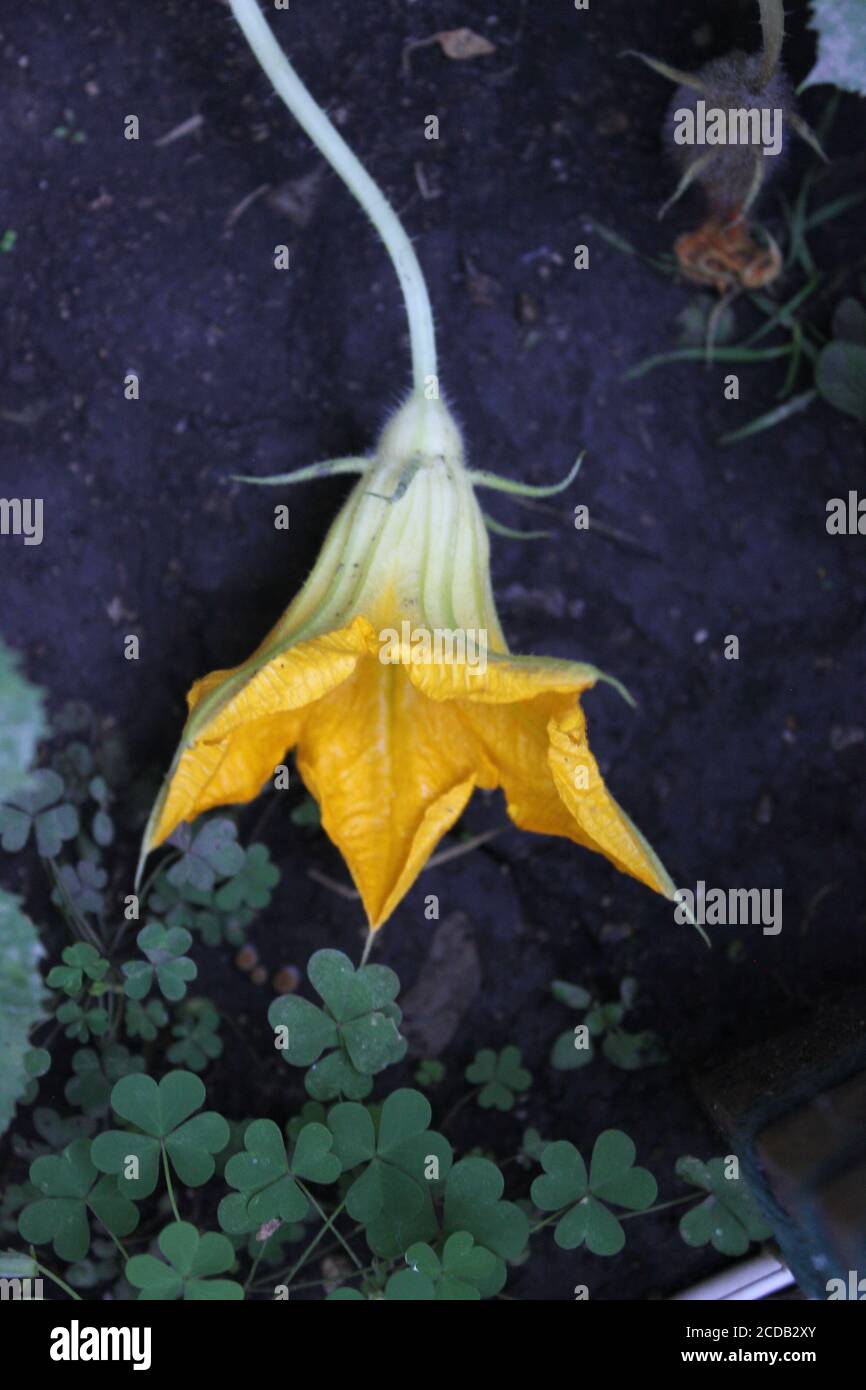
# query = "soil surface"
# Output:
<box><xmin>1</xmin><ymin>0</ymin><xmax>865</xmax><ymax>1300</ymax></box>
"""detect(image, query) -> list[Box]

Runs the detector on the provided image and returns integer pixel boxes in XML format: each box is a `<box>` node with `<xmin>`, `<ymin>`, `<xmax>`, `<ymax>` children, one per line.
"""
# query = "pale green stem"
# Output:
<box><xmin>161</xmin><ymin>1143</ymin><xmax>181</xmax><ymax>1223</ymax></box>
<box><xmin>228</xmin><ymin>0</ymin><xmax>438</xmax><ymax>393</ymax></box>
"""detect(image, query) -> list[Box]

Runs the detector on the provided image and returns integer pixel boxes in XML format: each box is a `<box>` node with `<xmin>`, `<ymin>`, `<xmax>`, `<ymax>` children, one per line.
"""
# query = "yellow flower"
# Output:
<box><xmin>138</xmin><ymin>394</ymin><xmax>675</xmax><ymax>931</ymax></box>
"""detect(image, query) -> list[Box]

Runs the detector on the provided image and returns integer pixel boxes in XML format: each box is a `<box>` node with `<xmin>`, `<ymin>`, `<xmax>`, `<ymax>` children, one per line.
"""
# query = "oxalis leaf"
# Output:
<box><xmin>0</xmin><ymin>768</ymin><xmax>78</xmax><ymax>856</ymax></box>
<box><xmin>385</xmin><ymin>1232</ymin><xmax>498</xmax><ymax>1301</ymax></box>
<box><xmin>121</xmin><ymin>923</ymin><xmax>197</xmax><ymax>1003</ymax></box>
<box><xmin>126</xmin><ymin>1221</ymin><xmax>243</xmax><ymax>1301</ymax></box>
<box><xmin>166</xmin><ymin>818</ymin><xmax>245</xmax><ymax>892</ymax></box>
<box><xmin>18</xmin><ymin>1138</ymin><xmax>139</xmax><ymax>1263</ymax></box>
<box><xmin>531</xmin><ymin>1131</ymin><xmax>657</xmax><ymax>1256</ymax></box>
<box><xmin>0</xmin><ymin>889</ymin><xmax>48</xmax><ymax>1137</ymax></box>
<box><xmin>218</xmin><ymin>1118</ymin><xmax>341</xmax><ymax>1235</ymax></box>
<box><xmin>90</xmin><ymin>1071</ymin><xmax>229</xmax><ymax>1199</ymax></box>
<box><xmin>269</xmin><ymin>949</ymin><xmax>407</xmax><ymax>1101</ymax></box>
<box><xmin>328</xmin><ymin>1088</ymin><xmax>451</xmax><ymax>1229</ymax></box>
<box><xmin>361</xmin><ymin>1153</ymin><xmax>528</xmax><ymax>1298</ymax></box>
<box><xmin>676</xmin><ymin>1156</ymin><xmax>772</xmax><ymax>1256</ymax></box>
<box><xmin>465</xmin><ymin>1046</ymin><xmax>532</xmax><ymax>1111</ymax></box>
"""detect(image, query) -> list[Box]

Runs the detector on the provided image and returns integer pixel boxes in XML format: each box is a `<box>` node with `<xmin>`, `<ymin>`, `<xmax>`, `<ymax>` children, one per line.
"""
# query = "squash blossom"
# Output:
<box><xmin>139</xmin><ymin>394</ymin><xmax>674</xmax><ymax>929</ymax></box>
<box><xmin>137</xmin><ymin>0</ymin><xmax>678</xmax><ymax>934</ymax></box>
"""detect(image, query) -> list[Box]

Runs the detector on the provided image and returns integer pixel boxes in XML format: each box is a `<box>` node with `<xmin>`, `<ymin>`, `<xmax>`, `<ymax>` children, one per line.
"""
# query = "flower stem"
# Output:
<box><xmin>228</xmin><ymin>0</ymin><xmax>438</xmax><ymax>393</ymax></box>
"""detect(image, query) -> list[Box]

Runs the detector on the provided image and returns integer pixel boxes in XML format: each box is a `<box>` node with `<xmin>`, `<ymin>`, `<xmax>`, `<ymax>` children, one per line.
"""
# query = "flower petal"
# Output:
<box><xmin>457</xmin><ymin>692</ymin><xmax>674</xmax><ymax>899</ymax></box>
<box><xmin>297</xmin><ymin>660</ymin><xmax>481</xmax><ymax>928</ymax></box>
<box><xmin>547</xmin><ymin>706</ymin><xmax>675</xmax><ymax>898</ymax></box>
<box><xmin>143</xmin><ymin>619</ymin><xmax>375</xmax><ymax>858</ymax></box>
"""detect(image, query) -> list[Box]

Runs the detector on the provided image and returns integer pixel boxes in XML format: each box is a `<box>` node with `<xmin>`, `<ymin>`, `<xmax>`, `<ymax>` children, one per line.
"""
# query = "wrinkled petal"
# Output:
<box><xmin>297</xmin><ymin>659</ymin><xmax>483</xmax><ymax>928</ymax></box>
<box><xmin>547</xmin><ymin>706</ymin><xmax>675</xmax><ymax>897</ymax></box>
<box><xmin>404</xmin><ymin>648</ymin><xmax>604</xmax><ymax>704</ymax></box>
<box><xmin>455</xmin><ymin>686</ymin><xmax>674</xmax><ymax>899</ymax></box>
<box><xmin>146</xmin><ymin>618</ymin><xmax>375</xmax><ymax>852</ymax></box>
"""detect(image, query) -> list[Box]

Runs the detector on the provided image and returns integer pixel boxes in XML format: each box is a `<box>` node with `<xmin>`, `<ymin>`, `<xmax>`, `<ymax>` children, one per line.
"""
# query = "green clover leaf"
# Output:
<box><xmin>167</xmin><ymin>818</ymin><xmax>245</xmax><ymax>893</ymax></box>
<box><xmin>677</xmin><ymin>1157</ymin><xmax>772</xmax><ymax>1256</ymax></box>
<box><xmin>49</xmin><ymin>742</ymin><xmax>93</xmax><ymax>803</ymax></box>
<box><xmin>50</xmin><ymin>860</ymin><xmax>108</xmax><ymax>918</ymax></box>
<box><xmin>414</xmin><ymin>1059</ymin><xmax>446</xmax><ymax>1089</ymax></box>
<box><xmin>91</xmin><ymin>1071</ymin><xmax>229</xmax><ymax>1199</ymax></box>
<box><xmin>550</xmin><ymin>978</ymin><xmax>665</xmax><ymax>1072</ymax></box>
<box><xmin>124</xmin><ymin>998</ymin><xmax>169</xmax><ymax>1042</ymax></box>
<box><xmin>441</xmin><ymin>1157</ymin><xmax>529</xmax><ymax>1295</ymax></box>
<box><xmin>147</xmin><ymin>873</ymin><xmax>250</xmax><ymax>947</ymax></box>
<box><xmin>125</xmin><ymin>1221</ymin><xmax>243</xmax><ymax>1300</ymax></box>
<box><xmin>386</xmin><ymin>1232</ymin><xmax>498</xmax><ymax>1301</ymax></box>
<box><xmin>269</xmin><ymin>948</ymin><xmax>407</xmax><ymax>1101</ymax></box>
<box><xmin>18</xmin><ymin>1138</ymin><xmax>139</xmax><ymax>1262</ymax></box>
<box><xmin>531</xmin><ymin>1132</ymin><xmax>657</xmax><ymax>1255</ymax></box>
<box><xmin>0</xmin><ymin>769</ymin><xmax>79</xmax><ymax>856</ymax></box>
<box><xmin>219</xmin><ymin>1119</ymin><xmax>341</xmax><ymax>1234</ymax></box>
<box><xmin>46</xmin><ymin>942</ymin><xmax>109</xmax><ymax>996</ymax></box>
<box><xmin>465</xmin><ymin>1046</ymin><xmax>532</xmax><ymax>1111</ymax></box>
<box><xmin>65</xmin><ymin>1045</ymin><xmax>145</xmax><ymax>1114</ymax></box>
<box><xmin>56</xmin><ymin>1000</ymin><xmax>109</xmax><ymax>1042</ymax></box>
<box><xmin>167</xmin><ymin>1002</ymin><xmax>222</xmax><ymax>1072</ymax></box>
<box><xmin>328</xmin><ymin>1088</ymin><xmax>451</xmax><ymax>1229</ymax></box>
<box><xmin>122</xmin><ymin>924</ymin><xmax>197</xmax><ymax>1003</ymax></box>
<box><xmin>213</xmin><ymin>843</ymin><xmax>279</xmax><ymax>911</ymax></box>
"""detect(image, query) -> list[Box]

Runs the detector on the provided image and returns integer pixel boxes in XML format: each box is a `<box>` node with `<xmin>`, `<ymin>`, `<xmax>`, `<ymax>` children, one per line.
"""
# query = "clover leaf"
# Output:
<box><xmin>441</xmin><ymin>1157</ymin><xmax>529</xmax><ymax>1295</ymax></box>
<box><xmin>219</xmin><ymin>1118</ymin><xmax>341</xmax><ymax>1234</ymax></box>
<box><xmin>51</xmin><ymin>860</ymin><xmax>108</xmax><ymax>918</ymax></box>
<box><xmin>213</xmin><ymin>843</ymin><xmax>279</xmax><ymax>911</ymax></box>
<box><xmin>122</xmin><ymin>924</ymin><xmax>197</xmax><ymax>1003</ymax></box>
<box><xmin>0</xmin><ymin>769</ymin><xmax>79</xmax><ymax>856</ymax></box>
<box><xmin>64</xmin><ymin>1045</ymin><xmax>145</xmax><ymax>1114</ymax></box>
<box><xmin>18</xmin><ymin>1138</ymin><xmax>138</xmax><ymax>1262</ymax></box>
<box><xmin>125</xmin><ymin>1221</ymin><xmax>243</xmax><ymax>1300</ymax></box>
<box><xmin>20</xmin><ymin>1047</ymin><xmax>52</xmax><ymax>1106</ymax></box>
<box><xmin>124</xmin><ymin>998</ymin><xmax>169</xmax><ymax>1042</ymax></box>
<box><xmin>328</xmin><ymin>1088</ymin><xmax>451</xmax><ymax>1231</ymax></box>
<box><xmin>531</xmin><ymin>1131</ymin><xmax>657</xmax><ymax>1255</ymax></box>
<box><xmin>90</xmin><ymin>1071</ymin><xmax>229</xmax><ymax>1199</ymax></box>
<box><xmin>550</xmin><ymin>978</ymin><xmax>666</xmax><ymax>1072</ymax></box>
<box><xmin>465</xmin><ymin>1046</ymin><xmax>532</xmax><ymax>1111</ymax></box>
<box><xmin>676</xmin><ymin>1157</ymin><xmax>772</xmax><ymax>1256</ymax></box>
<box><xmin>56</xmin><ymin>1001</ymin><xmax>109</xmax><ymax>1043</ymax></box>
<box><xmin>414</xmin><ymin>1059</ymin><xmax>446</xmax><ymax>1089</ymax></box>
<box><xmin>167</xmin><ymin>1002</ymin><xmax>222</xmax><ymax>1072</ymax></box>
<box><xmin>269</xmin><ymin>948</ymin><xmax>407</xmax><ymax>1101</ymax></box>
<box><xmin>167</xmin><ymin>818</ymin><xmax>245</xmax><ymax>893</ymax></box>
<box><xmin>88</xmin><ymin>776</ymin><xmax>114</xmax><ymax>847</ymax></box>
<box><xmin>46</xmin><ymin>942</ymin><xmax>109</xmax><ymax>996</ymax></box>
<box><xmin>386</xmin><ymin>1231</ymin><xmax>498</xmax><ymax>1300</ymax></box>
<box><xmin>147</xmin><ymin>873</ymin><xmax>250</xmax><ymax>947</ymax></box>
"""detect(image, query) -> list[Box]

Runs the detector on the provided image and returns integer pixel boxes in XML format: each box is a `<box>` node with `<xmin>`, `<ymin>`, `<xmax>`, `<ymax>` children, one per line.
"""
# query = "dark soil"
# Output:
<box><xmin>1</xmin><ymin>0</ymin><xmax>865</xmax><ymax>1300</ymax></box>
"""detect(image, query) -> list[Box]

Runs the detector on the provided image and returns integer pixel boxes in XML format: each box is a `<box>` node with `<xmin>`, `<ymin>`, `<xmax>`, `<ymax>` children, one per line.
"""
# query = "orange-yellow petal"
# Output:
<box><xmin>547</xmin><ymin>705</ymin><xmax>675</xmax><ymax>898</ymax></box>
<box><xmin>146</xmin><ymin>618</ymin><xmax>376</xmax><ymax>852</ymax></box>
<box><xmin>296</xmin><ymin>658</ymin><xmax>486</xmax><ymax>928</ymax></box>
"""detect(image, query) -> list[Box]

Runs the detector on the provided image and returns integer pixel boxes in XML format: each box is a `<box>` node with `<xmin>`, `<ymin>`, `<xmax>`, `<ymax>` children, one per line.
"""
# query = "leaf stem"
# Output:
<box><xmin>228</xmin><ymin>0</ymin><xmax>438</xmax><ymax>393</ymax></box>
<box><xmin>32</xmin><ymin>1254</ymin><xmax>82</xmax><ymax>1301</ymax></box>
<box><xmin>283</xmin><ymin>1197</ymin><xmax>348</xmax><ymax>1288</ymax></box>
<box><xmin>161</xmin><ymin>1143</ymin><xmax>181</xmax><ymax>1223</ymax></box>
<box><xmin>296</xmin><ymin>1182</ymin><xmax>363</xmax><ymax>1270</ymax></box>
